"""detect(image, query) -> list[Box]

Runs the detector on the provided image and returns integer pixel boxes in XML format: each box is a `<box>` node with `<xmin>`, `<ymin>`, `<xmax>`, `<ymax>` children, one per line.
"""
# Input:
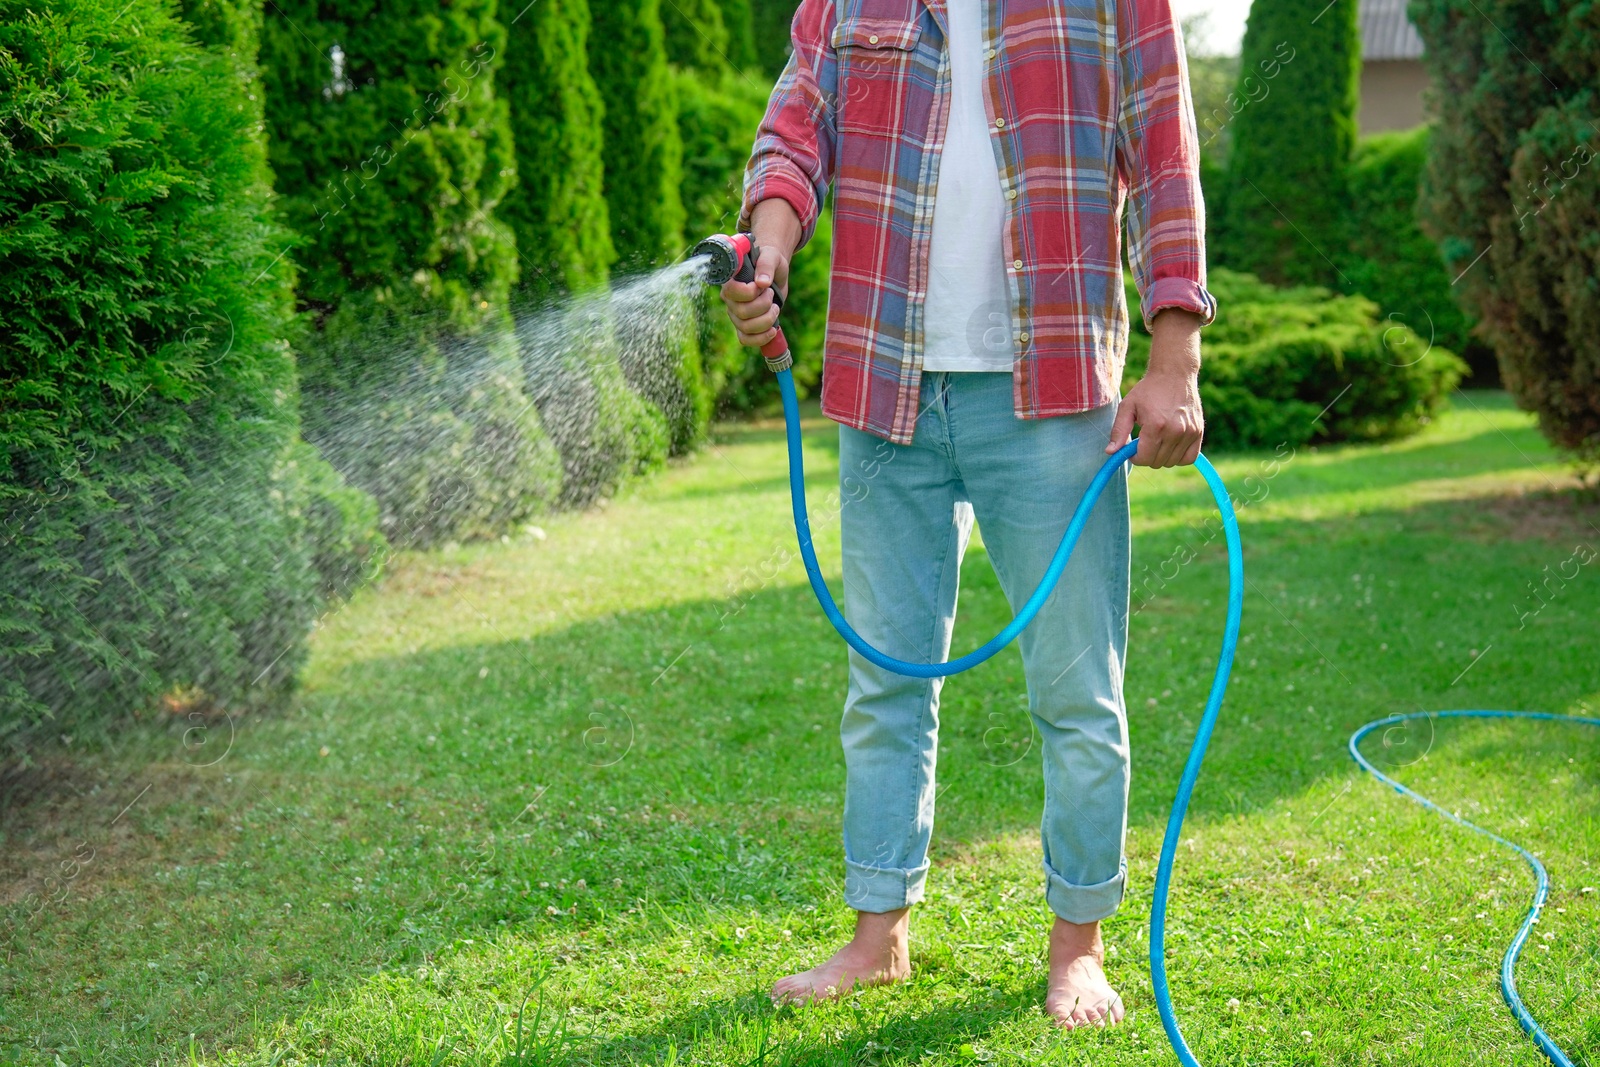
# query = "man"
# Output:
<box><xmin>721</xmin><ymin>0</ymin><xmax>1214</xmax><ymax>1029</ymax></box>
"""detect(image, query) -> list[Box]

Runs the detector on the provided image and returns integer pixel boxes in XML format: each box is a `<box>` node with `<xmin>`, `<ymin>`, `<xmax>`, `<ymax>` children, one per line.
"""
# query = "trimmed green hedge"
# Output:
<box><xmin>0</xmin><ymin>0</ymin><xmax>380</xmax><ymax>743</ymax></box>
<box><xmin>261</xmin><ymin>0</ymin><xmax>562</xmax><ymax>545</ymax></box>
<box><xmin>525</xmin><ymin>298</ymin><xmax>670</xmax><ymax>508</ymax></box>
<box><xmin>721</xmin><ymin>0</ymin><xmax>759</xmax><ymax>70</ymax></box>
<box><xmin>589</xmin><ymin>0</ymin><xmax>687</xmax><ymax>269</ymax></box>
<box><xmin>662</xmin><ymin>0</ymin><xmax>729</xmax><ymax>72</ymax></box>
<box><xmin>1213</xmin><ymin>0</ymin><xmax>1360</xmax><ymax>287</ymax></box>
<box><xmin>751</xmin><ymin>0</ymin><xmax>795</xmax><ymax>77</ymax></box>
<box><xmin>1340</xmin><ymin>126</ymin><xmax>1477</xmax><ymax>365</ymax></box>
<box><xmin>500</xmin><ymin>0</ymin><xmax>673</xmax><ymax>493</ymax></box>
<box><xmin>1126</xmin><ymin>270</ymin><xmax>1466</xmax><ymax>450</ymax></box>
<box><xmin>501</xmin><ymin>0</ymin><xmax>615</xmax><ymax>299</ymax></box>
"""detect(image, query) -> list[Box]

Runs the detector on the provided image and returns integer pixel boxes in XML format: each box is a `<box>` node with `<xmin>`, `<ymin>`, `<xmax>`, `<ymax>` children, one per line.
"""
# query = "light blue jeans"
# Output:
<box><xmin>837</xmin><ymin>371</ymin><xmax>1131</xmax><ymax>924</ymax></box>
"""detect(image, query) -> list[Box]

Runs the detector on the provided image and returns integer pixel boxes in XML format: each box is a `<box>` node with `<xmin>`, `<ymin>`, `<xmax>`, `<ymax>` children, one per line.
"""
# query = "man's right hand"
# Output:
<box><xmin>721</xmin><ymin>198</ymin><xmax>802</xmax><ymax>349</ymax></box>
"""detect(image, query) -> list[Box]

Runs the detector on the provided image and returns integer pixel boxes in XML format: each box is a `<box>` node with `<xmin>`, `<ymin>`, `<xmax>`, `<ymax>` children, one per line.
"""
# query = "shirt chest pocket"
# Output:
<box><xmin>831</xmin><ymin>18</ymin><xmax>927</xmax><ymax>134</ymax></box>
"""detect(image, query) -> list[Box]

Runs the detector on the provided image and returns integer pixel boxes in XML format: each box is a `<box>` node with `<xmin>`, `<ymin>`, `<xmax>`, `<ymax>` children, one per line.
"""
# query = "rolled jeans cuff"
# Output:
<box><xmin>843</xmin><ymin>857</ymin><xmax>929</xmax><ymax>913</ymax></box>
<box><xmin>1044</xmin><ymin>858</ymin><xmax>1127</xmax><ymax>924</ymax></box>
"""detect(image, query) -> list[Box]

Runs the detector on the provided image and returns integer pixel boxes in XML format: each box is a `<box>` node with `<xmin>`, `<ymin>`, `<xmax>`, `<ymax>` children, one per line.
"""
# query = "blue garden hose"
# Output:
<box><xmin>1349</xmin><ymin>710</ymin><xmax>1598</xmax><ymax>1067</ymax></box>
<box><xmin>774</xmin><ymin>366</ymin><xmax>1583</xmax><ymax>1066</ymax></box>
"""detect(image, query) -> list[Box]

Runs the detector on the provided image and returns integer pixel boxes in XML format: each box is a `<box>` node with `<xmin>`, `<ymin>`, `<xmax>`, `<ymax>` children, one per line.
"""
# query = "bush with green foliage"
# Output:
<box><xmin>1213</xmin><ymin>0</ymin><xmax>1360</xmax><ymax>287</ymax></box>
<box><xmin>677</xmin><ymin>66</ymin><xmax>763</xmax><ymax>415</ymax></box>
<box><xmin>0</xmin><ymin>0</ymin><xmax>381</xmax><ymax>744</ymax></box>
<box><xmin>587</xmin><ymin>0</ymin><xmax>712</xmax><ymax>456</ymax></box>
<box><xmin>1339</xmin><ymin>126</ymin><xmax>1479</xmax><ymax>371</ymax></box>
<box><xmin>589</xmin><ymin>0</ymin><xmax>687</xmax><ymax>269</ymax></box>
<box><xmin>261</xmin><ymin>0</ymin><xmax>562</xmax><ymax>544</ymax></box>
<box><xmin>720</xmin><ymin>0</ymin><xmax>758</xmax><ymax>69</ymax></box>
<box><xmin>500</xmin><ymin>0</ymin><xmax>673</xmax><ymax>489</ymax></box>
<box><xmin>1411</xmin><ymin>0</ymin><xmax>1600</xmax><ymax>465</ymax></box>
<box><xmin>751</xmin><ymin>0</ymin><xmax>795</xmax><ymax>77</ymax></box>
<box><xmin>1126</xmin><ymin>270</ymin><xmax>1466</xmax><ymax>450</ymax></box>
<box><xmin>500</xmin><ymin>0</ymin><xmax>614</xmax><ymax>299</ymax></box>
<box><xmin>662</xmin><ymin>0</ymin><xmax>729</xmax><ymax>72</ymax></box>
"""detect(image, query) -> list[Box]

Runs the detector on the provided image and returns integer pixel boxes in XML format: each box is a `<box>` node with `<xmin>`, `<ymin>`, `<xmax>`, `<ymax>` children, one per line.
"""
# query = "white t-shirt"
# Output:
<box><xmin>923</xmin><ymin>0</ymin><xmax>1014</xmax><ymax>373</ymax></box>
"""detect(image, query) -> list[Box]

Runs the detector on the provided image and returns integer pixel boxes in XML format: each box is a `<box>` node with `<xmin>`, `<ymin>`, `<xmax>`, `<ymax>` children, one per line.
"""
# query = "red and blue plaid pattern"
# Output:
<box><xmin>740</xmin><ymin>0</ymin><xmax>1217</xmax><ymax>444</ymax></box>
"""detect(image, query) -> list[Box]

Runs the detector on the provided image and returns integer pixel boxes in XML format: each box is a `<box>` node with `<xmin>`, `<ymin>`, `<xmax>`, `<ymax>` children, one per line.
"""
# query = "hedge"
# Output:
<box><xmin>1339</xmin><ymin>126</ymin><xmax>1479</xmax><ymax>372</ymax></box>
<box><xmin>721</xmin><ymin>0</ymin><xmax>759</xmax><ymax>70</ymax></box>
<box><xmin>1213</xmin><ymin>0</ymin><xmax>1360</xmax><ymax>287</ymax></box>
<box><xmin>588</xmin><ymin>0</ymin><xmax>687</xmax><ymax>269</ymax></box>
<box><xmin>0</xmin><ymin>0</ymin><xmax>380</xmax><ymax>744</ymax></box>
<box><xmin>662</xmin><ymin>0</ymin><xmax>729</xmax><ymax>72</ymax></box>
<box><xmin>1125</xmin><ymin>269</ymin><xmax>1467</xmax><ymax>450</ymax></box>
<box><xmin>261</xmin><ymin>0</ymin><xmax>562</xmax><ymax>544</ymax></box>
<box><xmin>751</xmin><ymin>0</ymin><xmax>795</xmax><ymax>77</ymax></box>
<box><xmin>524</xmin><ymin>297</ymin><xmax>671</xmax><ymax>508</ymax></box>
<box><xmin>498</xmin><ymin>0</ymin><xmax>671</xmax><ymax>494</ymax></box>
<box><xmin>500</xmin><ymin>0</ymin><xmax>615</xmax><ymax>299</ymax></box>
<box><xmin>1412</xmin><ymin>0</ymin><xmax>1600</xmax><ymax>465</ymax></box>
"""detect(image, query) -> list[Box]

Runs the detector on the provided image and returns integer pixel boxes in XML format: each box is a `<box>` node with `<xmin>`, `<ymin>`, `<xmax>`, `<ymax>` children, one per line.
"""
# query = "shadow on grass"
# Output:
<box><xmin>524</xmin><ymin>981</ymin><xmax>1046</xmax><ymax>1067</ymax></box>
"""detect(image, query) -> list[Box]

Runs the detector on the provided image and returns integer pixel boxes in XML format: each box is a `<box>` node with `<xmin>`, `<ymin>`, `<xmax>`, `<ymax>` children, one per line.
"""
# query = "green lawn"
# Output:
<box><xmin>3</xmin><ymin>391</ymin><xmax>1598</xmax><ymax>1066</ymax></box>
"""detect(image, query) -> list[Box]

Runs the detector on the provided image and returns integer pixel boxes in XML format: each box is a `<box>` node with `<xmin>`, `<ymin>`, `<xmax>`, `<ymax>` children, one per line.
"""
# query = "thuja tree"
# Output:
<box><xmin>1412</xmin><ymin>0</ymin><xmax>1600</xmax><ymax>464</ymax></box>
<box><xmin>663</xmin><ymin>0</ymin><xmax>758</xmax><ymax>70</ymax></box>
<box><xmin>721</xmin><ymin>0</ymin><xmax>758</xmax><ymax>69</ymax></box>
<box><xmin>751</xmin><ymin>0</ymin><xmax>797</xmax><ymax>77</ymax></box>
<box><xmin>588</xmin><ymin>0</ymin><xmax>686</xmax><ymax>268</ymax></box>
<box><xmin>589</xmin><ymin>0</ymin><xmax>712</xmax><ymax>452</ymax></box>
<box><xmin>261</xmin><ymin>0</ymin><xmax>561</xmax><ymax>543</ymax></box>
<box><xmin>500</xmin><ymin>0</ymin><xmax>671</xmax><ymax>503</ymax></box>
<box><xmin>500</xmin><ymin>0</ymin><xmax>613</xmax><ymax>296</ymax></box>
<box><xmin>662</xmin><ymin>0</ymin><xmax>730</xmax><ymax>72</ymax></box>
<box><xmin>0</xmin><ymin>0</ymin><xmax>380</xmax><ymax>743</ymax></box>
<box><xmin>1213</xmin><ymin>0</ymin><xmax>1360</xmax><ymax>286</ymax></box>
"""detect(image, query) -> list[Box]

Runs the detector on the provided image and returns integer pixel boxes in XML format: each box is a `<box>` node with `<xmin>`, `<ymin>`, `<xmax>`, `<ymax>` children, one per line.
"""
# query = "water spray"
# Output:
<box><xmin>693</xmin><ymin>231</ymin><xmax>1585</xmax><ymax>1066</ymax></box>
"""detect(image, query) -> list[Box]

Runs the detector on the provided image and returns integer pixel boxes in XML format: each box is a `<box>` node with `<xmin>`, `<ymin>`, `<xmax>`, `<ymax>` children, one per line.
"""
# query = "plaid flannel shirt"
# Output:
<box><xmin>739</xmin><ymin>0</ymin><xmax>1217</xmax><ymax>444</ymax></box>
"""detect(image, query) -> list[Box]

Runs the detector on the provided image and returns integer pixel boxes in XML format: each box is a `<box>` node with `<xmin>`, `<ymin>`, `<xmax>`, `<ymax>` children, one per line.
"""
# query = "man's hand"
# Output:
<box><xmin>1106</xmin><ymin>308</ymin><xmax>1205</xmax><ymax>468</ymax></box>
<box><xmin>722</xmin><ymin>199</ymin><xmax>802</xmax><ymax>348</ymax></box>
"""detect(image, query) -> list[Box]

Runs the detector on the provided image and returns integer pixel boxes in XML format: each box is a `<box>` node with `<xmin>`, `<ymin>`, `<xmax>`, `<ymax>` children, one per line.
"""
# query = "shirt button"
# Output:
<box><xmin>1012</xmin><ymin>259</ymin><xmax>1023</xmax><ymax>270</ymax></box>
<box><xmin>985</xmin><ymin>47</ymin><xmax>997</xmax><ymax>59</ymax></box>
<box><xmin>868</xmin><ymin>34</ymin><xmax>879</xmax><ymax>43</ymax></box>
<box><xmin>994</xmin><ymin>117</ymin><xmax>1005</xmax><ymax>129</ymax></box>
<box><xmin>1017</xmin><ymin>332</ymin><xmax>1030</xmax><ymax>343</ymax></box>
<box><xmin>1006</xmin><ymin>189</ymin><xmax>1018</xmax><ymax>200</ymax></box>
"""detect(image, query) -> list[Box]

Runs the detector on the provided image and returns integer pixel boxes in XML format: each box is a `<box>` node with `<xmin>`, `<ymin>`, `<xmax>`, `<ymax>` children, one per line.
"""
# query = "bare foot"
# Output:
<box><xmin>771</xmin><ymin>907</ymin><xmax>912</xmax><ymax>1005</ymax></box>
<box><xmin>1045</xmin><ymin>917</ymin><xmax>1125</xmax><ymax>1029</ymax></box>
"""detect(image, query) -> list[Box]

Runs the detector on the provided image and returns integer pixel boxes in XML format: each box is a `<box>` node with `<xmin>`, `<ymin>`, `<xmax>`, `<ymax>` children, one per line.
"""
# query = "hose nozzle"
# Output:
<box><xmin>693</xmin><ymin>232</ymin><xmax>790</xmax><ymax>372</ymax></box>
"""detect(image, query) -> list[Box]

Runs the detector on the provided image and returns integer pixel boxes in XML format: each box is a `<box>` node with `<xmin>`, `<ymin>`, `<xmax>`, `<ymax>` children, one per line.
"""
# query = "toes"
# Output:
<box><xmin>1047</xmin><ymin>993</ymin><xmax>1123</xmax><ymax>1030</ymax></box>
<box><xmin>770</xmin><ymin>977</ymin><xmax>805</xmax><ymax>1005</ymax></box>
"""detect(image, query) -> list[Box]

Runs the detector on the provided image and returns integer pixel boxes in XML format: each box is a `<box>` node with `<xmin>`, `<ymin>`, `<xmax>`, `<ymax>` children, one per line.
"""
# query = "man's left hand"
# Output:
<box><xmin>1106</xmin><ymin>308</ymin><xmax>1205</xmax><ymax>468</ymax></box>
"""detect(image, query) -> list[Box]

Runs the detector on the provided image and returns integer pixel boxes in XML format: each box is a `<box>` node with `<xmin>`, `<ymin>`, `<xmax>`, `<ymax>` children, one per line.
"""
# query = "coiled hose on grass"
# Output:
<box><xmin>775</xmin><ymin>366</ymin><xmax>1582</xmax><ymax>1066</ymax></box>
<box><xmin>1349</xmin><ymin>710</ymin><xmax>1597</xmax><ymax>1067</ymax></box>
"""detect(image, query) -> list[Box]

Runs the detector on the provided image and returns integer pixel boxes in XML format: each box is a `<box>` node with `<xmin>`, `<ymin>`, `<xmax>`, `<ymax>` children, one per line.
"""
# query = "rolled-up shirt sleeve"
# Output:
<box><xmin>737</xmin><ymin>0</ymin><xmax>838</xmax><ymax>249</ymax></box>
<box><xmin>1114</xmin><ymin>0</ymin><xmax>1218</xmax><ymax>330</ymax></box>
